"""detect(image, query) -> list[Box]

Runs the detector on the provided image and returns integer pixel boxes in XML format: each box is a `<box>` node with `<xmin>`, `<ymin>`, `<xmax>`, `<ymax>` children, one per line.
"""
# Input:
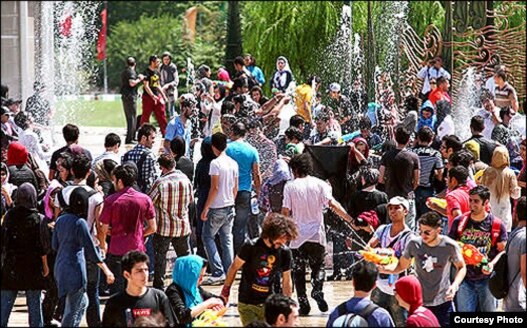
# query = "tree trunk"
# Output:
<box><xmin>225</xmin><ymin>1</ymin><xmax>242</xmax><ymax>77</ymax></box>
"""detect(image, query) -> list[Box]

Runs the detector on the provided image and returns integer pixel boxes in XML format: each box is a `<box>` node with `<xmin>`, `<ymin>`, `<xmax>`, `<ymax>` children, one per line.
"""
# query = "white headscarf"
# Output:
<box><xmin>273</xmin><ymin>56</ymin><xmax>294</xmax><ymax>91</ymax></box>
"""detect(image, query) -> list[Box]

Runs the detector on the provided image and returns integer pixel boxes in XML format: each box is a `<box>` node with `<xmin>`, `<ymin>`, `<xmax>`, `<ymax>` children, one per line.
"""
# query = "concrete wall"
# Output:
<box><xmin>1</xmin><ymin>1</ymin><xmax>36</xmax><ymax>104</ymax></box>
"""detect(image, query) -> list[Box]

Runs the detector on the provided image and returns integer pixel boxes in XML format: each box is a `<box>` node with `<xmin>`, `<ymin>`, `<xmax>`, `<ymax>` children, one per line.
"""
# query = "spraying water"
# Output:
<box><xmin>453</xmin><ymin>67</ymin><xmax>479</xmax><ymax>141</ymax></box>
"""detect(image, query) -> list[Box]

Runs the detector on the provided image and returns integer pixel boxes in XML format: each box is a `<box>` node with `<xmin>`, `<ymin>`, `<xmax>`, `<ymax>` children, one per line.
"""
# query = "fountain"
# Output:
<box><xmin>453</xmin><ymin>67</ymin><xmax>480</xmax><ymax>141</ymax></box>
<box><xmin>37</xmin><ymin>1</ymin><xmax>101</xmax><ymax>137</ymax></box>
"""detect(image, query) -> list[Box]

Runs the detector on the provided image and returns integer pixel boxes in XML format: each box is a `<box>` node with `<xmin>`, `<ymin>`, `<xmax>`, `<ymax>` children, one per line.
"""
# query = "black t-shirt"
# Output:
<box><xmin>380</xmin><ymin>148</ymin><xmax>420</xmax><ymax>198</ymax></box>
<box><xmin>49</xmin><ymin>145</ymin><xmax>93</xmax><ymax>173</ymax></box>
<box><xmin>121</xmin><ymin>67</ymin><xmax>139</xmax><ymax>96</ymax></box>
<box><xmin>348</xmin><ymin>189</ymin><xmax>388</xmax><ymax>218</ymax></box>
<box><xmin>465</xmin><ymin>135</ymin><xmax>497</xmax><ymax>165</ymax></box>
<box><xmin>102</xmin><ymin>288</ymin><xmax>176</xmax><ymax>327</ymax></box>
<box><xmin>144</xmin><ymin>68</ymin><xmax>161</xmax><ymax>96</ymax></box>
<box><xmin>238</xmin><ymin>238</ymin><xmax>292</xmax><ymax>305</ymax></box>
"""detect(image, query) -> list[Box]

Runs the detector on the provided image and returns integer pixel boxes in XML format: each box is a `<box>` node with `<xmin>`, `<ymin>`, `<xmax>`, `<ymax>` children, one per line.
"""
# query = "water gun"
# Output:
<box><xmin>427</xmin><ymin>197</ymin><xmax>447</xmax><ymax>210</ymax></box>
<box><xmin>459</xmin><ymin>242</ymin><xmax>489</xmax><ymax>269</ymax></box>
<box><xmin>338</xmin><ymin>130</ymin><xmax>361</xmax><ymax>144</ymax></box>
<box><xmin>358</xmin><ymin>248</ymin><xmax>398</xmax><ymax>266</ymax></box>
<box><xmin>193</xmin><ymin>308</ymin><xmax>229</xmax><ymax>327</ymax></box>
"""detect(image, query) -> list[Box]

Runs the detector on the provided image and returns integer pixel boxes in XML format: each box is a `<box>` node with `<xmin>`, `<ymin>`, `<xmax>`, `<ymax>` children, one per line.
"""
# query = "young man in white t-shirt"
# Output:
<box><xmin>201</xmin><ymin>132</ymin><xmax>239</xmax><ymax>285</ymax></box>
<box><xmin>281</xmin><ymin>153</ymin><xmax>352</xmax><ymax>316</ymax></box>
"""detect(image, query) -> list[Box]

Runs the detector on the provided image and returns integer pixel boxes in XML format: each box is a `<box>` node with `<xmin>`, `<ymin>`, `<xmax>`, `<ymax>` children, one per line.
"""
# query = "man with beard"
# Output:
<box><xmin>164</xmin><ymin>94</ymin><xmax>197</xmax><ymax>156</ymax></box>
<box><xmin>140</xmin><ymin>55</ymin><xmax>168</xmax><ymax>137</ymax></box>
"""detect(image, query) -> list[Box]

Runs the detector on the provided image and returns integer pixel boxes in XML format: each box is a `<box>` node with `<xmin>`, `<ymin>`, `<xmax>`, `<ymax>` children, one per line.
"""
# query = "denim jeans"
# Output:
<box><xmin>202</xmin><ymin>206</ymin><xmax>235</xmax><ymax>278</ymax></box>
<box><xmin>1</xmin><ymin>289</ymin><xmax>43</xmax><ymax>327</ymax></box>
<box><xmin>86</xmin><ymin>254</ymin><xmax>101</xmax><ymax>327</ymax></box>
<box><xmin>415</xmin><ymin>186</ymin><xmax>434</xmax><ymax>219</ymax></box>
<box><xmin>153</xmin><ymin>234</ymin><xmax>191</xmax><ymax>290</ymax></box>
<box><xmin>457</xmin><ymin>278</ymin><xmax>497</xmax><ymax>312</ymax></box>
<box><xmin>62</xmin><ymin>288</ymin><xmax>88</xmax><ymax>327</ymax></box>
<box><xmin>371</xmin><ymin>287</ymin><xmax>407</xmax><ymax>327</ymax></box>
<box><xmin>233</xmin><ymin>191</ymin><xmax>251</xmax><ymax>254</ymax></box>
<box><xmin>428</xmin><ymin>301</ymin><xmax>454</xmax><ymax>327</ymax></box>
<box><xmin>106</xmin><ymin>253</ymin><xmax>125</xmax><ymax>295</ymax></box>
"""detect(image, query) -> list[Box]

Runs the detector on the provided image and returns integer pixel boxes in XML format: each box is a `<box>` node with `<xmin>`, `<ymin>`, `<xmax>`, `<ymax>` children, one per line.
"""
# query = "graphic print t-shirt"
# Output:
<box><xmin>144</xmin><ymin>68</ymin><xmax>161</xmax><ymax>95</ymax></box>
<box><xmin>237</xmin><ymin>238</ymin><xmax>292</xmax><ymax>305</ymax></box>
<box><xmin>449</xmin><ymin>214</ymin><xmax>507</xmax><ymax>281</ymax></box>
<box><xmin>102</xmin><ymin>287</ymin><xmax>176</xmax><ymax>327</ymax></box>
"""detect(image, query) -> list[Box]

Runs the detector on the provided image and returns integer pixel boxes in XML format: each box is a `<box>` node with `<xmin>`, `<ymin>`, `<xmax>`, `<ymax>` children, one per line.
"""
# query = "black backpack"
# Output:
<box><xmin>58</xmin><ymin>186</ymin><xmax>98</xmax><ymax>220</ymax></box>
<box><xmin>334</xmin><ymin>302</ymin><xmax>379</xmax><ymax>327</ymax></box>
<box><xmin>488</xmin><ymin>228</ymin><xmax>522</xmax><ymax>299</ymax></box>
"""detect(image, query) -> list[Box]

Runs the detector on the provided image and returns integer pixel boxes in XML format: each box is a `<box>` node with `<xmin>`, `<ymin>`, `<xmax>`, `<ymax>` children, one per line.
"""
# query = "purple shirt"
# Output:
<box><xmin>100</xmin><ymin>187</ymin><xmax>155</xmax><ymax>256</ymax></box>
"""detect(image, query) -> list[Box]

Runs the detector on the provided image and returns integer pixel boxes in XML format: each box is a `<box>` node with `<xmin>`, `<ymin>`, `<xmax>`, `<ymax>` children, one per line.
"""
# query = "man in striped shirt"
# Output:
<box><xmin>149</xmin><ymin>154</ymin><xmax>193</xmax><ymax>290</ymax></box>
<box><xmin>493</xmin><ymin>69</ymin><xmax>518</xmax><ymax>113</ymax></box>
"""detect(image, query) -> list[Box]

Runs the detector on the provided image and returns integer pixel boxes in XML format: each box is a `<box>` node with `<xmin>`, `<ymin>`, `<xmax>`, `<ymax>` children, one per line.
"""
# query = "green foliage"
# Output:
<box><xmin>406</xmin><ymin>1</ymin><xmax>445</xmax><ymax>36</ymax></box>
<box><xmin>243</xmin><ymin>1</ymin><xmax>341</xmax><ymax>86</ymax></box>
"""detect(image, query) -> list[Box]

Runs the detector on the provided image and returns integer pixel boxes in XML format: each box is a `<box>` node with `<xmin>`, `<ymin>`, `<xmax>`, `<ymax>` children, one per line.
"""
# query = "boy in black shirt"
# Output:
<box><xmin>102</xmin><ymin>251</ymin><xmax>176</xmax><ymax>327</ymax></box>
<box><xmin>220</xmin><ymin>213</ymin><xmax>298</xmax><ymax>326</ymax></box>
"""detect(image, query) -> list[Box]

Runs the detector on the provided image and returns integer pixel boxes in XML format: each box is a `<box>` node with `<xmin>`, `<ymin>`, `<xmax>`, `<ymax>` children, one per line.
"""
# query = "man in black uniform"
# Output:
<box><xmin>120</xmin><ymin>57</ymin><xmax>144</xmax><ymax>145</ymax></box>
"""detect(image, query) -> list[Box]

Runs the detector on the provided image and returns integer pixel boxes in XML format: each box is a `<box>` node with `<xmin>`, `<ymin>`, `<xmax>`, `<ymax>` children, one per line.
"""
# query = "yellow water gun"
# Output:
<box><xmin>427</xmin><ymin>197</ymin><xmax>447</xmax><ymax>210</ymax></box>
<box><xmin>358</xmin><ymin>248</ymin><xmax>398</xmax><ymax>266</ymax></box>
<box><xmin>193</xmin><ymin>308</ymin><xmax>228</xmax><ymax>327</ymax></box>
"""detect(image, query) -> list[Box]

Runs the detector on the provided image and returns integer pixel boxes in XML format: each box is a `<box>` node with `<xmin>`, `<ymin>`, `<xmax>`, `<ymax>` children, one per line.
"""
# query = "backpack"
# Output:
<box><xmin>57</xmin><ymin>186</ymin><xmax>98</xmax><ymax>221</ymax></box>
<box><xmin>456</xmin><ymin>212</ymin><xmax>502</xmax><ymax>247</ymax></box>
<box><xmin>333</xmin><ymin>302</ymin><xmax>379</xmax><ymax>327</ymax></box>
<box><xmin>488</xmin><ymin>228</ymin><xmax>523</xmax><ymax>299</ymax></box>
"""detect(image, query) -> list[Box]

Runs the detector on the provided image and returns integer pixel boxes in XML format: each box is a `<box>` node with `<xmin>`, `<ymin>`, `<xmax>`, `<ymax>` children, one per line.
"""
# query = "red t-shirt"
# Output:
<box><xmin>429</xmin><ymin>88</ymin><xmax>451</xmax><ymax>106</ymax></box>
<box><xmin>445</xmin><ymin>185</ymin><xmax>471</xmax><ymax>232</ymax></box>
<box><xmin>100</xmin><ymin>186</ymin><xmax>155</xmax><ymax>256</ymax></box>
<box><xmin>407</xmin><ymin>307</ymin><xmax>440</xmax><ymax>327</ymax></box>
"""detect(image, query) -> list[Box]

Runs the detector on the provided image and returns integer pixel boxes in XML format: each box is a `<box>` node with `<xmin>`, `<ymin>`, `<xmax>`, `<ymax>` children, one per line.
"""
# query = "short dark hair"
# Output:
<box><xmin>499</xmin><ymin>106</ymin><xmax>513</xmax><ymax>121</ymax></box>
<box><xmin>211</xmin><ymin>132</ymin><xmax>228</xmax><ymax>152</ymax></box>
<box><xmin>437</xmin><ymin>76</ymin><xmax>448</xmax><ymax>85</ymax></box>
<box><xmin>417</xmin><ymin>126</ymin><xmax>434</xmax><ymax>143</ymax></box>
<box><xmin>448</xmin><ymin>165</ymin><xmax>469</xmax><ymax>184</ymax></box>
<box><xmin>442</xmin><ymin>135</ymin><xmax>462</xmax><ymax>153</ymax></box>
<box><xmin>58</xmin><ymin>152</ymin><xmax>74</xmax><ymax>171</ymax></box>
<box><xmin>158</xmin><ymin>153</ymin><xmax>175</xmax><ymax>170</ymax></box>
<box><xmin>352</xmin><ymin>261</ymin><xmax>378</xmax><ymax>292</ymax></box>
<box><xmin>494</xmin><ymin>69</ymin><xmax>507</xmax><ymax>81</ymax></box>
<box><xmin>63</xmin><ymin>124</ymin><xmax>80</xmax><ymax>143</ymax></box>
<box><xmin>221</xmin><ymin>101</ymin><xmax>235</xmax><ymax>116</ymax></box>
<box><xmin>231</xmin><ymin>121</ymin><xmax>247</xmax><ymax>137</ymax></box>
<box><xmin>170</xmin><ymin>136</ymin><xmax>186</xmax><ymax>161</ymax></box>
<box><xmin>449</xmin><ymin>149</ymin><xmax>474</xmax><ymax>168</ymax></box>
<box><xmin>121</xmin><ymin>250</ymin><xmax>149</xmax><ymax>274</ymax></box>
<box><xmin>289</xmin><ymin>115</ymin><xmax>305</xmax><ymax>129</ymax></box>
<box><xmin>148</xmin><ymin>55</ymin><xmax>159</xmax><ymax>64</ymax></box>
<box><xmin>264</xmin><ymin>294</ymin><xmax>297</xmax><ymax>326</ymax></box>
<box><xmin>104</xmin><ymin>133</ymin><xmax>121</xmax><ymax>148</ymax></box>
<box><xmin>13</xmin><ymin>111</ymin><xmax>30</xmax><ymax>130</ymax></box>
<box><xmin>250</xmin><ymin>86</ymin><xmax>263</xmax><ymax>95</ymax></box>
<box><xmin>307</xmin><ymin>75</ymin><xmax>321</xmax><ymax>86</ymax></box>
<box><xmin>289</xmin><ymin>153</ymin><xmax>312</xmax><ymax>177</ymax></box>
<box><xmin>234</xmin><ymin>56</ymin><xmax>245</xmax><ymax>66</ymax></box>
<box><xmin>284</xmin><ymin>127</ymin><xmax>303</xmax><ymax>143</ymax></box>
<box><xmin>359</xmin><ymin>116</ymin><xmax>372</xmax><ymax>130</ymax></box>
<box><xmin>71</xmin><ymin>154</ymin><xmax>91</xmax><ymax>180</ymax></box>
<box><xmin>418</xmin><ymin>211</ymin><xmax>443</xmax><ymax>228</ymax></box>
<box><xmin>469</xmin><ymin>185</ymin><xmax>491</xmax><ymax>202</ymax></box>
<box><xmin>137</xmin><ymin>123</ymin><xmax>156</xmax><ymax>141</ymax></box>
<box><xmin>470</xmin><ymin>115</ymin><xmax>485</xmax><ymax>133</ymax></box>
<box><xmin>261</xmin><ymin>213</ymin><xmax>299</xmax><ymax>241</ymax></box>
<box><xmin>395</xmin><ymin>126</ymin><xmax>411</xmax><ymax>145</ymax></box>
<box><xmin>113</xmin><ymin>163</ymin><xmax>137</xmax><ymax>187</ymax></box>
<box><xmin>516</xmin><ymin>196</ymin><xmax>526</xmax><ymax>222</ymax></box>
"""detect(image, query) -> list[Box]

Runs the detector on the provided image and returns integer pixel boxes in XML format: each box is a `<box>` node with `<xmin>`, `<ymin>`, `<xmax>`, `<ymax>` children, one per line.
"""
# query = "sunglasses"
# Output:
<box><xmin>419</xmin><ymin>229</ymin><xmax>435</xmax><ymax>236</ymax></box>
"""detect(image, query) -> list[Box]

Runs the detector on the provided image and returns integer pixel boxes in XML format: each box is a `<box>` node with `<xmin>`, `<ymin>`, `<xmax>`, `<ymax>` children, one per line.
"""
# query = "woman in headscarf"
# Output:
<box><xmin>6</xmin><ymin>141</ymin><xmax>39</xmax><ymax>192</ymax></box>
<box><xmin>270</xmin><ymin>56</ymin><xmax>294</xmax><ymax>93</ymax></box>
<box><xmin>394</xmin><ymin>275</ymin><xmax>440</xmax><ymax>327</ymax></box>
<box><xmin>52</xmin><ymin>187</ymin><xmax>114</xmax><ymax>327</ymax></box>
<box><xmin>481</xmin><ymin>146</ymin><xmax>521</xmax><ymax>231</ymax></box>
<box><xmin>1</xmin><ymin>183</ymin><xmax>49</xmax><ymax>327</ymax></box>
<box><xmin>165</xmin><ymin>255</ymin><xmax>225</xmax><ymax>326</ymax></box>
<box><xmin>435</xmin><ymin>99</ymin><xmax>455</xmax><ymax>140</ymax></box>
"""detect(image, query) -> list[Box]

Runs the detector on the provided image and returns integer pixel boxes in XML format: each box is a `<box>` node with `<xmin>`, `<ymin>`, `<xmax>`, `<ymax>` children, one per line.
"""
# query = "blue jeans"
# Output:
<box><xmin>428</xmin><ymin>301</ymin><xmax>454</xmax><ymax>327</ymax></box>
<box><xmin>457</xmin><ymin>278</ymin><xmax>496</xmax><ymax>312</ymax></box>
<box><xmin>233</xmin><ymin>191</ymin><xmax>251</xmax><ymax>254</ymax></box>
<box><xmin>86</xmin><ymin>255</ymin><xmax>101</xmax><ymax>327</ymax></box>
<box><xmin>371</xmin><ymin>287</ymin><xmax>407</xmax><ymax>327</ymax></box>
<box><xmin>202</xmin><ymin>206</ymin><xmax>235</xmax><ymax>277</ymax></box>
<box><xmin>62</xmin><ymin>288</ymin><xmax>88</xmax><ymax>327</ymax></box>
<box><xmin>415</xmin><ymin>186</ymin><xmax>434</xmax><ymax>219</ymax></box>
<box><xmin>1</xmin><ymin>289</ymin><xmax>43</xmax><ymax>327</ymax></box>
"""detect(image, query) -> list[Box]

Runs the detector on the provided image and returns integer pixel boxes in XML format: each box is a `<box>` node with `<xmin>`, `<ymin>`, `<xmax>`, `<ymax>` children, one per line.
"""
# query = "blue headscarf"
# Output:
<box><xmin>417</xmin><ymin>100</ymin><xmax>437</xmax><ymax>131</ymax></box>
<box><xmin>172</xmin><ymin>255</ymin><xmax>205</xmax><ymax>310</ymax></box>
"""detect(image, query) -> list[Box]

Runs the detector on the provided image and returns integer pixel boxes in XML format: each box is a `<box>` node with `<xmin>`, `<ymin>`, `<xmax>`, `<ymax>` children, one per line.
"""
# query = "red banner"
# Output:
<box><xmin>59</xmin><ymin>13</ymin><xmax>72</xmax><ymax>37</ymax></box>
<box><xmin>96</xmin><ymin>8</ymin><xmax>107</xmax><ymax>61</ymax></box>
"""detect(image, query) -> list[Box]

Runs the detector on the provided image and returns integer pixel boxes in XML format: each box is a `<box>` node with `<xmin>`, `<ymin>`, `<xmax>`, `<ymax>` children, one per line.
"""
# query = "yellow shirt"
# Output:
<box><xmin>294</xmin><ymin>84</ymin><xmax>313</xmax><ymax>123</ymax></box>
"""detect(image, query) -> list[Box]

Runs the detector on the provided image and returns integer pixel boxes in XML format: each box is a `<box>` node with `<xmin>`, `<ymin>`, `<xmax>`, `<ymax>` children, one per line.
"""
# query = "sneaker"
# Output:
<box><xmin>311</xmin><ymin>290</ymin><xmax>328</xmax><ymax>312</ymax></box>
<box><xmin>298</xmin><ymin>296</ymin><xmax>311</xmax><ymax>316</ymax></box>
<box><xmin>201</xmin><ymin>275</ymin><xmax>225</xmax><ymax>286</ymax></box>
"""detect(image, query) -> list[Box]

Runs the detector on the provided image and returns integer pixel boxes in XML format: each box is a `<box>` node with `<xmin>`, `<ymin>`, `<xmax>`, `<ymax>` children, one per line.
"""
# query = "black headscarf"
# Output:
<box><xmin>15</xmin><ymin>182</ymin><xmax>37</xmax><ymax>209</ymax></box>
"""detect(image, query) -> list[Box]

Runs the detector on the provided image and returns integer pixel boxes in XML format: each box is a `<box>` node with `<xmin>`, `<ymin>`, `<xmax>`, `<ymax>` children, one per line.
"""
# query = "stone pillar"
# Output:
<box><xmin>19</xmin><ymin>1</ymin><xmax>30</xmax><ymax>103</ymax></box>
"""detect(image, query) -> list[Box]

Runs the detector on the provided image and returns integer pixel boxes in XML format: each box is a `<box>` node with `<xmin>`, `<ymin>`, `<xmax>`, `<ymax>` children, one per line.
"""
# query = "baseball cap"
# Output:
<box><xmin>387</xmin><ymin>196</ymin><xmax>409</xmax><ymax>210</ymax></box>
<box><xmin>328</xmin><ymin>82</ymin><xmax>341</xmax><ymax>93</ymax></box>
<box><xmin>5</xmin><ymin>98</ymin><xmax>21</xmax><ymax>107</ymax></box>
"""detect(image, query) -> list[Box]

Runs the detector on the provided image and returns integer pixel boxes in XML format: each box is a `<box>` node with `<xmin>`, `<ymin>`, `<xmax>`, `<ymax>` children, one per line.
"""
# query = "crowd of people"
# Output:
<box><xmin>0</xmin><ymin>51</ymin><xmax>525</xmax><ymax>328</ymax></box>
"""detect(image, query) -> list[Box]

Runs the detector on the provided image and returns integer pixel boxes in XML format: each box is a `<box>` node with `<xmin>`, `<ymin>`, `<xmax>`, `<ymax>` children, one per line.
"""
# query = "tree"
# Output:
<box><xmin>225</xmin><ymin>1</ymin><xmax>243</xmax><ymax>76</ymax></box>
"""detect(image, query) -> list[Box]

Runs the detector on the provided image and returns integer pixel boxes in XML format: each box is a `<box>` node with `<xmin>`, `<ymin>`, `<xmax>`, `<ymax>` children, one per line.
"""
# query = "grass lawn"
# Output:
<box><xmin>53</xmin><ymin>98</ymin><xmax>154</xmax><ymax>127</ymax></box>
